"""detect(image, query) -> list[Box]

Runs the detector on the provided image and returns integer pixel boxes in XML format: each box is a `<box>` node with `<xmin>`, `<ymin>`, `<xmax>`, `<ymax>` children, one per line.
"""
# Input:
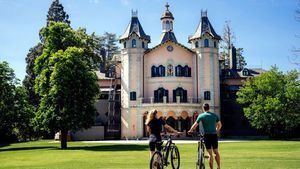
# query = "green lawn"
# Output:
<box><xmin>0</xmin><ymin>140</ymin><xmax>299</xmax><ymax>169</ymax></box>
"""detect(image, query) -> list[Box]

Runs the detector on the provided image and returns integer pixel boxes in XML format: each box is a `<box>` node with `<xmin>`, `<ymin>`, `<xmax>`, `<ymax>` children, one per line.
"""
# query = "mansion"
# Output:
<box><xmin>91</xmin><ymin>4</ymin><xmax>261</xmax><ymax>140</ymax></box>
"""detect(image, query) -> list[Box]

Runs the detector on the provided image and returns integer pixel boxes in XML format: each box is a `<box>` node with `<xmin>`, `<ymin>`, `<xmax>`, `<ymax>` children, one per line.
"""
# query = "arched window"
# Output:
<box><xmin>132</xmin><ymin>39</ymin><xmax>136</xmax><ymax>48</ymax></box>
<box><xmin>151</xmin><ymin>66</ymin><xmax>157</xmax><ymax>77</ymax></box>
<box><xmin>123</xmin><ymin>42</ymin><xmax>126</xmax><ymax>48</ymax></box>
<box><xmin>195</xmin><ymin>41</ymin><xmax>199</xmax><ymax>48</ymax></box>
<box><xmin>158</xmin><ymin>65</ymin><xmax>165</xmax><ymax>77</ymax></box>
<box><xmin>173</xmin><ymin>87</ymin><xmax>187</xmax><ymax>103</ymax></box>
<box><xmin>170</xmin><ymin>21</ymin><xmax>173</xmax><ymax>30</ymax></box>
<box><xmin>142</xmin><ymin>42</ymin><xmax>145</xmax><ymax>48</ymax></box>
<box><xmin>154</xmin><ymin>88</ymin><xmax>169</xmax><ymax>103</ymax></box>
<box><xmin>204</xmin><ymin>39</ymin><xmax>209</xmax><ymax>48</ymax></box>
<box><xmin>166</xmin><ymin>20</ymin><xmax>170</xmax><ymax>30</ymax></box>
<box><xmin>204</xmin><ymin>91</ymin><xmax>211</xmax><ymax>100</ymax></box>
<box><xmin>183</xmin><ymin>65</ymin><xmax>189</xmax><ymax>77</ymax></box>
<box><xmin>167</xmin><ymin>64</ymin><xmax>173</xmax><ymax>76</ymax></box>
<box><xmin>175</xmin><ymin>65</ymin><xmax>182</xmax><ymax>76</ymax></box>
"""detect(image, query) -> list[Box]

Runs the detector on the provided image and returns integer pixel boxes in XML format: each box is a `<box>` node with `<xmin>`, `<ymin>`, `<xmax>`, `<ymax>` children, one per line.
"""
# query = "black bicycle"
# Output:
<box><xmin>196</xmin><ymin>132</ymin><xmax>207</xmax><ymax>169</ymax></box>
<box><xmin>150</xmin><ymin>134</ymin><xmax>180</xmax><ymax>169</ymax></box>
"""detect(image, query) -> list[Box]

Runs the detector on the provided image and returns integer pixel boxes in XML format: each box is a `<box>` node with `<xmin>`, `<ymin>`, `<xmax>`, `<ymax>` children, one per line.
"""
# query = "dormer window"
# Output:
<box><xmin>132</xmin><ymin>39</ymin><xmax>136</xmax><ymax>48</ymax></box>
<box><xmin>195</xmin><ymin>41</ymin><xmax>199</xmax><ymax>48</ymax></box>
<box><xmin>242</xmin><ymin>69</ymin><xmax>249</xmax><ymax>76</ymax></box>
<box><xmin>204</xmin><ymin>39</ymin><xmax>209</xmax><ymax>47</ymax></box>
<box><xmin>142</xmin><ymin>42</ymin><xmax>145</xmax><ymax>48</ymax></box>
<box><xmin>214</xmin><ymin>41</ymin><xmax>217</xmax><ymax>48</ymax></box>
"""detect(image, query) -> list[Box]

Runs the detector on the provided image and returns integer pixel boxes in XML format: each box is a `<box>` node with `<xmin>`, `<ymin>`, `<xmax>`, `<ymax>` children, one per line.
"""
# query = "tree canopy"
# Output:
<box><xmin>34</xmin><ymin>22</ymin><xmax>100</xmax><ymax>149</ymax></box>
<box><xmin>47</xmin><ymin>0</ymin><xmax>70</xmax><ymax>26</ymax></box>
<box><xmin>0</xmin><ymin>61</ymin><xmax>34</xmax><ymax>143</ymax></box>
<box><xmin>237</xmin><ymin>67</ymin><xmax>300</xmax><ymax>138</ymax></box>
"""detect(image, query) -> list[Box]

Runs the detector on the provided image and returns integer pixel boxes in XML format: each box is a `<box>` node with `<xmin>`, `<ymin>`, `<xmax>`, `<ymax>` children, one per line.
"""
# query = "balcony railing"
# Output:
<box><xmin>138</xmin><ymin>96</ymin><xmax>201</xmax><ymax>104</ymax></box>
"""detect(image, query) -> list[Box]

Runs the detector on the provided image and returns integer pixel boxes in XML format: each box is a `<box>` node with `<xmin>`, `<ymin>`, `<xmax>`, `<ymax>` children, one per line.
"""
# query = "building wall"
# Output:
<box><xmin>144</xmin><ymin>42</ymin><xmax>196</xmax><ymax>101</ymax></box>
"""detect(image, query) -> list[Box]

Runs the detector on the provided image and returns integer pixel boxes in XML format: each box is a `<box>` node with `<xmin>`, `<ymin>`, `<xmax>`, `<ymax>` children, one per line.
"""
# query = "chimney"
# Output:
<box><xmin>229</xmin><ymin>44</ymin><xmax>237</xmax><ymax>70</ymax></box>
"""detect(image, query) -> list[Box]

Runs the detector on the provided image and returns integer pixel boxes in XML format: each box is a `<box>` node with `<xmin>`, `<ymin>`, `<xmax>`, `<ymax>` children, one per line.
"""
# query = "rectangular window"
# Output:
<box><xmin>204</xmin><ymin>91</ymin><xmax>211</xmax><ymax>100</ymax></box>
<box><xmin>130</xmin><ymin>92</ymin><xmax>136</xmax><ymax>101</ymax></box>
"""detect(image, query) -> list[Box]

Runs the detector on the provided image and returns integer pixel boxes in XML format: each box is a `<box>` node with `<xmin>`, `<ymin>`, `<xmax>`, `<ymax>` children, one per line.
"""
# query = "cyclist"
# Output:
<box><xmin>188</xmin><ymin>103</ymin><xmax>222</xmax><ymax>169</ymax></box>
<box><xmin>145</xmin><ymin>109</ymin><xmax>180</xmax><ymax>158</ymax></box>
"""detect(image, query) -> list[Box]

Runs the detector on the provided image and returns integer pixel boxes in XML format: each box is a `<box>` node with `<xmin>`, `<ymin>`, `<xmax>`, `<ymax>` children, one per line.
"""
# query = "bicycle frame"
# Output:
<box><xmin>197</xmin><ymin>132</ymin><xmax>206</xmax><ymax>169</ymax></box>
<box><xmin>162</xmin><ymin>135</ymin><xmax>173</xmax><ymax>165</ymax></box>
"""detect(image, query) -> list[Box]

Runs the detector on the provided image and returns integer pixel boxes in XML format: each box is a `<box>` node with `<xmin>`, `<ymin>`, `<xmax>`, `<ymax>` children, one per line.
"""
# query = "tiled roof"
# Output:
<box><xmin>119</xmin><ymin>14</ymin><xmax>150</xmax><ymax>42</ymax></box>
<box><xmin>189</xmin><ymin>12</ymin><xmax>221</xmax><ymax>42</ymax></box>
<box><xmin>160</xmin><ymin>31</ymin><xmax>177</xmax><ymax>44</ymax></box>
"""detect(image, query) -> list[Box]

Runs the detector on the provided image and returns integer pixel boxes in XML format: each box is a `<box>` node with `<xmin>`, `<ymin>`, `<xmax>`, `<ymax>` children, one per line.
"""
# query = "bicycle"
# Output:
<box><xmin>150</xmin><ymin>134</ymin><xmax>180</xmax><ymax>169</ymax></box>
<box><xmin>196</xmin><ymin>132</ymin><xmax>208</xmax><ymax>169</ymax></box>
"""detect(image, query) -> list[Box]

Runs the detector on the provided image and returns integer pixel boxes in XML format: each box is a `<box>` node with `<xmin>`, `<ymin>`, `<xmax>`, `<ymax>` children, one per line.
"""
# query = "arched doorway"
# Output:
<box><xmin>179</xmin><ymin>111</ymin><xmax>191</xmax><ymax>135</ymax></box>
<box><xmin>166</xmin><ymin>111</ymin><xmax>178</xmax><ymax>130</ymax></box>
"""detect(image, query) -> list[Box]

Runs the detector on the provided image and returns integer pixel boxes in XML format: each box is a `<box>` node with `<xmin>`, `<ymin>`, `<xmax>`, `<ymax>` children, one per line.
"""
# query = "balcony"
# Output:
<box><xmin>129</xmin><ymin>96</ymin><xmax>202</xmax><ymax>108</ymax></box>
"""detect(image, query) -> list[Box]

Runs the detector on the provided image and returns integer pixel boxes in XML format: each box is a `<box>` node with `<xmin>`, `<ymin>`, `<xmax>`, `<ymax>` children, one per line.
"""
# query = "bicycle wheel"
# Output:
<box><xmin>150</xmin><ymin>151</ymin><xmax>164</xmax><ymax>169</ymax></box>
<box><xmin>197</xmin><ymin>142</ymin><xmax>205</xmax><ymax>169</ymax></box>
<box><xmin>170</xmin><ymin>145</ymin><xmax>180</xmax><ymax>169</ymax></box>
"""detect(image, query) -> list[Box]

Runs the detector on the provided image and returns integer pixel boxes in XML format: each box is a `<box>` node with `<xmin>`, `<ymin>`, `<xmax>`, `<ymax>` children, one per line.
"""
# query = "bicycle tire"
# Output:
<box><xmin>197</xmin><ymin>142</ymin><xmax>205</xmax><ymax>169</ymax></box>
<box><xmin>170</xmin><ymin>145</ymin><xmax>180</xmax><ymax>169</ymax></box>
<box><xmin>200</xmin><ymin>142</ymin><xmax>205</xmax><ymax>169</ymax></box>
<box><xmin>150</xmin><ymin>151</ymin><xmax>164</xmax><ymax>169</ymax></box>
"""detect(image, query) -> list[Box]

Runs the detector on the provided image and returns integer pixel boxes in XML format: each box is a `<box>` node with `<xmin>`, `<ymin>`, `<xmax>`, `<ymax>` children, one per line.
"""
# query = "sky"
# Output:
<box><xmin>0</xmin><ymin>0</ymin><xmax>299</xmax><ymax>80</ymax></box>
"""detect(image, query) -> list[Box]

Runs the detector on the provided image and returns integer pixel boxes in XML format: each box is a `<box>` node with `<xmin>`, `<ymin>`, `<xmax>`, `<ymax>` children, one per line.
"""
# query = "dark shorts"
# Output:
<box><xmin>204</xmin><ymin>134</ymin><xmax>218</xmax><ymax>149</ymax></box>
<box><xmin>149</xmin><ymin>141</ymin><xmax>162</xmax><ymax>151</ymax></box>
<box><xmin>149</xmin><ymin>134</ymin><xmax>162</xmax><ymax>151</ymax></box>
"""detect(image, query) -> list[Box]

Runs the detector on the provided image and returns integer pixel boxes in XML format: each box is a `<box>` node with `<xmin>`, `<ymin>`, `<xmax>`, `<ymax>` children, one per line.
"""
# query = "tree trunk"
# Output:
<box><xmin>61</xmin><ymin>129</ymin><xmax>68</xmax><ymax>149</ymax></box>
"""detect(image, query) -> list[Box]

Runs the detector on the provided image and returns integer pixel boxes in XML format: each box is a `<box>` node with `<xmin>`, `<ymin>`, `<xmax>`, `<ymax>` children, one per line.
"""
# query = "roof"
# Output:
<box><xmin>188</xmin><ymin>11</ymin><xmax>221</xmax><ymax>42</ymax></box>
<box><xmin>119</xmin><ymin>11</ymin><xmax>150</xmax><ymax>42</ymax></box>
<box><xmin>161</xmin><ymin>3</ymin><xmax>174</xmax><ymax>20</ymax></box>
<box><xmin>95</xmin><ymin>71</ymin><xmax>113</xmax><ymax>80</ymax></box>
<box><xmin>220</xmin><ymin>68</ymin><xmax>264</xmax><ymax>79</ymax></box>
<box><xmin>145</xmin><ymin>40</ymin><xmax>195</xmax><ymax>54</ymax></box>
<box><xmin>160</xmin><ymin>31</ymin><xmax>177</xmax><ymax>44</ymax></box>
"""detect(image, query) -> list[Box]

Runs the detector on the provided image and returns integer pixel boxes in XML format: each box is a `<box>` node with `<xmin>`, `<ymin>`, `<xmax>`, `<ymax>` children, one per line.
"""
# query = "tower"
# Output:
<box><xmin>119</xmin><ymin>10</ymin><xmax>150</xmax><ymax>138</ymax></box>
<box><xmin>188</xmin><ymin>11</ymin><xmax>221</xmax><ymax>115</ymax></box>
<box><xmin>159</xmin><ymin>3</ymin><xmax>177</xmax><ymax>43</ymax></box>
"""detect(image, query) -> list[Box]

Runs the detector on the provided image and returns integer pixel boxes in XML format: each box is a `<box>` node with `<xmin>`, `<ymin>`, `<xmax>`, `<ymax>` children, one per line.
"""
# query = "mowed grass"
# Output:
<box><xmin>0</xmin><ymin>140</ymin><xmax>299</xmax><ymax>169</ymax></box>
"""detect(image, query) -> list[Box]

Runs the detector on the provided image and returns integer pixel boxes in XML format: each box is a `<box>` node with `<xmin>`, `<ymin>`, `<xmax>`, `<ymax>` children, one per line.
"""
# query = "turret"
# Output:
<box><xmin>188</xmin><ymin>10</ymin><xmax>221</xmax><ymax>49</ymax></box>
<box><xmin>119</xmin><ymin>10</ymin><xmax>150</xmax><ymax>50</ymax></box>
<box><xmin>159</xmin><ymin>3</ymin><xmax>177</xmax><ymax>43</ymax></box>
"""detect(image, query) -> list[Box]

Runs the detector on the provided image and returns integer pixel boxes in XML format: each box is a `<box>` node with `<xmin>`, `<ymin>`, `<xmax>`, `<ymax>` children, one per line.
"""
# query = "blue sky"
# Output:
<box><xmin>0</xmin><ymin>0</ymin><xmax>299</xmax><ymax>80</ymax></box>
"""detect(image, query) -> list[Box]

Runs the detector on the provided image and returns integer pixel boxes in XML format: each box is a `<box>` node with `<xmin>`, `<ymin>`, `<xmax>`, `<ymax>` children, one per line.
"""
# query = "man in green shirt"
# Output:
<box><xmin>188</xmin><ymin>103</ymin><xmax>222</xmax><ymax>169</ymax></box>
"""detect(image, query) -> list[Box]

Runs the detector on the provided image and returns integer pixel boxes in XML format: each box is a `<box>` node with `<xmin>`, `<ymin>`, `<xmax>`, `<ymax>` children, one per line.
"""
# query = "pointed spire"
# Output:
<box><xmin>119</xmin><ymin>11</ymin><xmax>150</xmax><ymax>42</ymax></box>
<box><xmin>188</xmin><ymin>11</ymin><xmax>221</xmax><ymax>42</ymax></box>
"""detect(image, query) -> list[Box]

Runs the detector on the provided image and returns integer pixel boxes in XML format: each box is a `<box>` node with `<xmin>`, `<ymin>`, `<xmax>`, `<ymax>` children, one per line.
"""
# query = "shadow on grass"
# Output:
<box><xmin>0</xmin><ymin>146</ymin><xmax>58</xmax><ymax>152</ymax></box>
<box><xmin>68</xmin><ymin>144</ymin><xmax>148</xmax><ymax>151</ymax></box>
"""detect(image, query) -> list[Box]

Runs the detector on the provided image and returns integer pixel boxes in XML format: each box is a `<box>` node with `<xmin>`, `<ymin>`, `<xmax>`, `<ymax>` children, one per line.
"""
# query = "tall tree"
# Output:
<box><xmin>103</xmin><ymin>32</ymin><xmax>120</xmax><ymax>61</ymax></box>
<box><xmin>24</xmin><ymin>0</ymin><xmax>71</xmax><ymax>110</ymax></box>
<box><xmin>23</xmin><ymin>43</ymin><xmax>43</xmax><ymax>108</ymax></box>
<box><xmin>47</xmin><ymin>0</ymin><xmax>70</xmax><ymax>26</ymax></box>
<box><xmin>34</xmin><ymin>22</ymin><xmax>100</xmax><ymax>149</ymax></box>
<box><xmin>220</xmin><ymin>21</ymin><xmax>246</xmax><ymax>69</ymax></box>
<box><xmin>289</xmin><ymin>0</ymin><xmax>300</xmax><ymax>66</ymax></box>
<box><xmin>0</xmin><ymin>62</ymin><xmax>34</xmax><ymax>143</ymax></box>
<box><xmin>237</xmin><ymin>67</ymin><xmax>300</xmax><ymax>138</ymax></box>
